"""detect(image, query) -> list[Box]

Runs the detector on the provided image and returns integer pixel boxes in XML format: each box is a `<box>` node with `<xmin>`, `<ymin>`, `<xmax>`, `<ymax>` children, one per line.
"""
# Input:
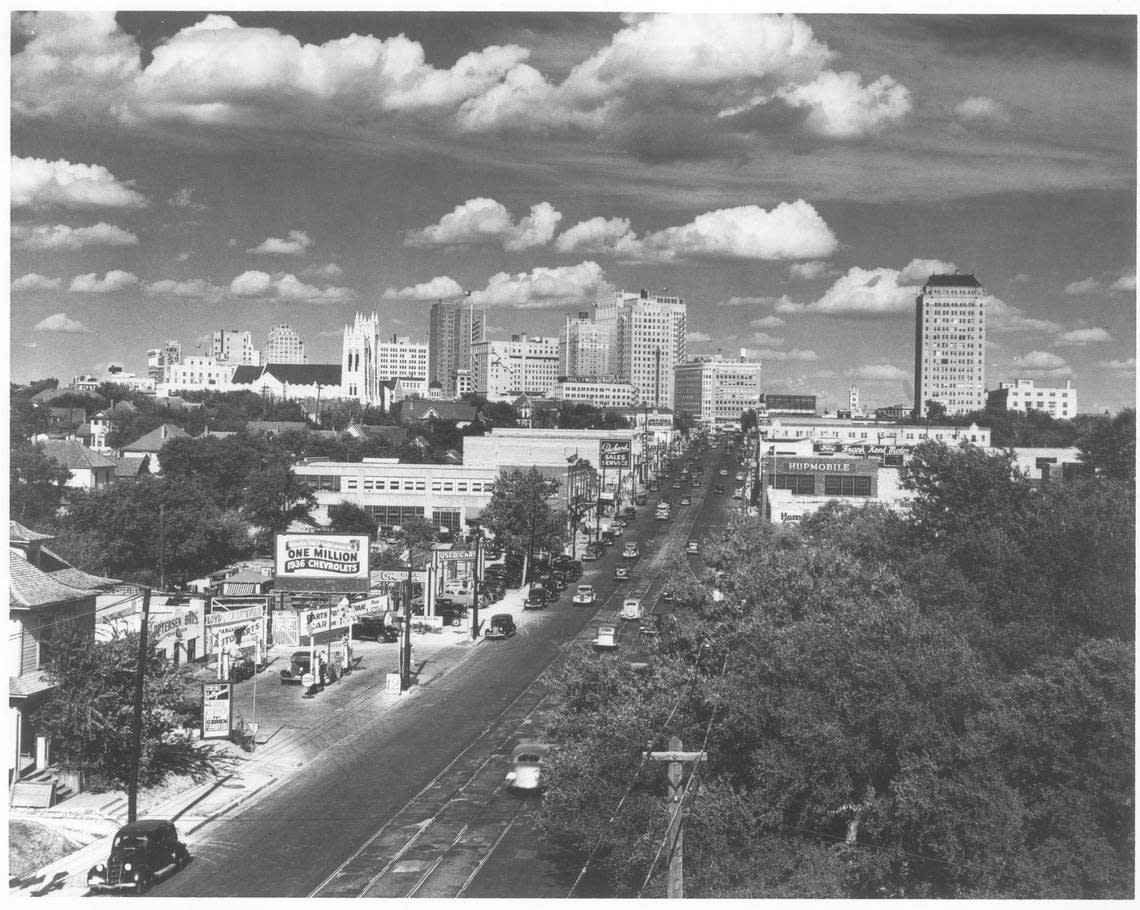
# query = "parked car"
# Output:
<box><xmin>719</xmin><ymin>468</ymin><xmax>729</xmax><ymax>476</ymax></box>
<box><xmin>732</xmin><ymin>489</ymin><xmax>744</xmax><ymax>500</ymax></box>
<box><xmin>713</xmin><ymin>484</ymin><xmax>725</xmax><ymax>494</ymax></box>
<box><xmin>593</xmin><ymin>624</ymin><xmax>618</xmax><ymax>650</ymax></box>
<box><xmin>88</xmin><ymin>820</ymin><xmax>190</xmax><ymax>894</ymax></box>
<box><xmin>505</xmin><ymin>742</ymin><xmax>552</xmax><ymax>791</ymax></box>
<box><xmin>572</xmin><ymin>584</ymin><xmax>596</xmax><ymax>606</ymax></box>
<box><xmin>485</xmin><ymin>614</ymin><xmax>517</xmax><ymax>639</ymax></box>
<box><xmin>434</xmin><ymin>599</ymin><xmax>468</xmax><ymax>626</ymax></box>
<box><xmin>635</xmin><ymin>493</ymin><xmax>648</xmax><ymax>505</ymax></box>
<box><xmin>679</xmin><ymin>495</ymin><xmax>692</xmax><ymax>506</ymax></box>
<box><xmin>582</xmin><ymin>546</ymin><xmax>600</xmax><ymax>561</ymax></box>
<box><xmin>352</xmin><ymin>613</ymin><xmax>400</xmax><ymax>642</ymax></box>
<box><xmin>614</xmin><ymin>565</ymin><xmax>631</xmax><ymax>581</ymax></box>
<box><xmin>524</xmin><ymin>586</ymin><xmax>549</xmax><ymax>610</ymax></box>
<box><xmin>622</xmin><ymin>541</ymin><xmax>640</xmax><ymax>559</ymax></box>
<box><xmin>671</xmin><ymin>480</ymin><xmax>683</xmax><ymax>489</ymax></box>
<box><xmin>280</xmin><ymin>650</ymin><xmax>315</xmax><ymax>684</ymax></box>
<box><xmin>735</xmin><ymin>472</ymin><xmax>745</xmax><ymax>482</ymax></box>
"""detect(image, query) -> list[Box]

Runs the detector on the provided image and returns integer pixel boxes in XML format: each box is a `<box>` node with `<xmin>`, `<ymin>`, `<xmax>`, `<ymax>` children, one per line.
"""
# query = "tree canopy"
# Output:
<box><xmin>478</xmin><ymin>467</ymin><xmax>568</xmax><ymax>582</ymax></box>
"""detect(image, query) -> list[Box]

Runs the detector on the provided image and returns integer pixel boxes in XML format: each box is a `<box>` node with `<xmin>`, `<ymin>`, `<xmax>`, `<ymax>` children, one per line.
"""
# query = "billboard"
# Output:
<box><xmin>599</xmin><ymin>439</ymin><xmax>632</xmax><ymax>469</ymax></box>
<box><xmin>275</xmin><ymin>533</ymin><xmax>371</xmax><ymax>593</ymax></box>
<box><xmin>201</xmin><ymin>682</ymin><xmax>233</xmax><ymax>740</ymax></box>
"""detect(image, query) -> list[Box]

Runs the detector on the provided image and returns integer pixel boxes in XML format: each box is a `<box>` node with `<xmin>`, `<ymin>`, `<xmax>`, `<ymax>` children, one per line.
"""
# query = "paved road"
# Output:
<box><xmin>154</xmin><ymin>439</ymin><xmax>733</xmax><ymax>898</ymax></box>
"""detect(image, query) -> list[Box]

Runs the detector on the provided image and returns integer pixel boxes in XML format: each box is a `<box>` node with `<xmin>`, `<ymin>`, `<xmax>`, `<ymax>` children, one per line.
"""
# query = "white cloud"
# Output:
<box><xmin>382</xmin><ymin>276</ymin><xmax>466</xmax><ymax>301</ymax></box>
<box><xmin>745</xmin><ymin>347</ymin><xmax>818</xmax><ymax>361</ymax></box>
<box><xmin>143</xmin><ymin>278</ymin><xmax>226</xmax><ymax>303</ymax></box>
<box><xmin>12</xmin><ymin>273</ymin><xmax>62</xmax><ymax>292</ymax></box>
<box><xmin>776</xmin><ymin>70</ymin><xmax>911</xmax><ymax>139</ymax></box>
<box><xmin>985</xmin><ymin>296</ymin><xmax>1064</xmax><ymax>333</ymax></box>
<box><xmin>1098</xmin><ymin>358</ymin><xmax>1135</xmax><ymax>370</ymax></box>
<box><xmin>898</xmin><ymin>258</ymin><xmax>957</xmax><ymax>283</ymax></box>
<box><xmin>1011</xmin><ymin>273</ymin><xmax>1031</xmax><ymax>283</ymax></box>
<box><xmin>554</xmin><ymin>217</ymin><xmax>640</xmax><ymax>256</ymax></box>
<box><xmin>718</xmin><ymin>295</ymin><xmax>791</xmax><ymax>311</ymax></box>
<box><xmin>469</xmin><ymin>261</ymin><xmax>608</xmax><ymax>309</ymax></box>
<box><xmin>229</xmin><ymin>270</ymin><xmax>274</xmax><ymax>297</ymax></box>
<box><xmin>788</xmin><ymin>260</ymin><xmax>830</xmax><ymax>280</ymax></box>
<box><xmin>34</xmin><ymin>312</ymin><xmax>92</xmax><ymax>333</ymax></box>
<box><xmin>750</xmin><ymin>314</ymin><xmax>786</xmax><ymax>328</ymax></box>
<box><xmin>68</xmin><ymin>270</ymin><xmax>139</xmax><ymax>293</ymax></box>
<box><xmin>847</xmin><ymin>363</ymin><xmax>908</xmax><ymax>381</ymax></box>
<box><xmin>301</xmin><ymin>263</ymin><xmax>345</xmax><ymax>281</ymax></box>
<box><xmin>229</xmin><ymin>270</ymin><xmax>355</xmax><ymax>302</ymax></box>
<box><xmin>1013</xmin><ymin>350</ymin><xmax>1072</xmax><ymax>376</ymax></box>
<box><xmin>1109</xmin><ymin>273</ymin><xmax>1136</xmax><ymax>293</ymax></box>
<box><xmin>749</xmin><ymin>332</ymin><xmax>785</xmax><ymax>346</ymax></box>
<box><xmin>1065</xmin><ymin>277</ymin><xmax>1101</xmax><ymax>295</ymax></box>
<box><xmin>406</xmin><ymin>199</ymin><xmax>561</xmax><ymax>251</ymax></box>
<box><xmin>783</xmin><ymin>265</ymin><xmax>912</xmax><ymax>316</ymax></box>
<box><xmin>168</xmin><ymin>187</ymin><xmax>207</xmax><ymax>211</ymax></box>
<box><xmin>11</xmin><ymin>155</ymin><xmax>148</xmax><ymax>210</ymax></box>
<box><xmin>686</xmin><ymin>330</ymin><xmax>712</xmax><ymax>343</ymax></box>
<box><xmin>954</xmin><ymin>96</ymin><xmax>1010</xmax><ymax>125</ymax></box>
<box><xmin>177</xmin><ymin>251</ymin><xmax>192</xmax><ymax>262</ymax></box>
<box><xmin>12</xmin><ymin>222</ymin><xmax>138</xmax><ymax>250</ymax></box>
<box><xmin>248</xmin><ymin>230</ymin><xmax>313</xmax><ymax>256</ymax></box>
<box><xmin>1056</xmin><ymin>327</ymin><xmax>1112</xmax><ymax>345</ymax></box>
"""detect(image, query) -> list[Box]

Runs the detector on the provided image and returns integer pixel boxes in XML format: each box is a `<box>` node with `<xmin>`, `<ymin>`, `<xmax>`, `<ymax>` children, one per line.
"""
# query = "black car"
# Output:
<box><xmin>434</xmin><ymin>598</ymin><xmax>468</xmax><ymax>626</ymax></box>
<box><xmin>352</xmin><ymin>612</ymin><xmax>400</xmax><ymax>642</ymax></box>
<box><xmin>524</xmin><ymin>586</ymin><xmax>549</xmax><ymax>610</ymax></box>
<box><xmin>485</xmin><ymin>613</ymin><xmax>517</xmax><ymax>639</ymax></box>
<box><xmin>88</xmin><ymin>819</ymin><xmax>190</xmax><ymax>894</ymax></box>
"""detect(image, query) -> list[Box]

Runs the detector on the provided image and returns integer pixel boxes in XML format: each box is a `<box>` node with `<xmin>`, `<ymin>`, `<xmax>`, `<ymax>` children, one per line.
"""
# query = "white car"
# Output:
<box><xmin>719</xmin><ymin>468</ymin><xmax>728</xmax><ymax>476</ymax></box>
<box><xmin>620</xmin><ymin>597</ymin><xmax>643</xmax><ymax>620</ymax></box>
<box><xmin>622</xmin><ymin>542</ymin><xmax>640</xmax><ymax>559</ymax></box>
<box><xmin>505</xmin><ymin>743</ymin><xmax>551</xmax><ymax>791</ymax></box>
<box><xmin>593</xmin><ymin>624</ymin><xmax>618</xmax><ymax>649</ymax></box>
<box><xmin>572</xmin><ymin>584</ymin><xmax>596</xmax><ymax>606</ymax></box>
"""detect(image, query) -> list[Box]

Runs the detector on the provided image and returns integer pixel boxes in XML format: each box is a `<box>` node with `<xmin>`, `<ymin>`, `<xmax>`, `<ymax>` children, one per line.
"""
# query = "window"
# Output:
<box><xmin>306</xmin><ymin>474</ymin><xmax>340</xmax><ymax>492</ymax></box>
<box><xmin>432</xmin><ymin>509</ymin><xmax>461</xmax><ymax>533</ymax></box>
<box><xmin>824</xmin><ymin>475</ymin><xmax>872</xmax><ymax>496</ymax></box>
<box><xmin>771</xmin><ymin>473</ymin><xmax>815</xmax><ymax>495</ymax></box>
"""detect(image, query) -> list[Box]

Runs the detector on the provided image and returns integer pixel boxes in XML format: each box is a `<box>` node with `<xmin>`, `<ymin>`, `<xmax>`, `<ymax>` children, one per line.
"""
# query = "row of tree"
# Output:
<box><xmin>535</xmin><ymin>434</ymin><xmax>1134</xmax><ymax>898</ymax></box>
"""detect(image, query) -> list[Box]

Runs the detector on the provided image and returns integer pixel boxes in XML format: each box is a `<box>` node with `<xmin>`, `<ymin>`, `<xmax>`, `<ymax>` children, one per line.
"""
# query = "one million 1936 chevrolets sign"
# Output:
<box><xmin>274</xmin><ymin>533</ymin><xmax>371</xmax><ymax>593</ymax></box>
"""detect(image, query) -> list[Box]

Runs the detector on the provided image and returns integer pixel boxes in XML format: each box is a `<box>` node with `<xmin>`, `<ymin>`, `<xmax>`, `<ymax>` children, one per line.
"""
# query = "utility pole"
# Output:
<box><xmin>645</xmin><ymin>735</ymin><xmax>706</xmax><ymax>899</ymax></box>
<box><xmin>127</xmin><ymin>586</ymin><xmax>152</xmax><ymax>824</ymax></box>
<box><xmin>470</xmin><ymin>525</ymin><xmax>482</xmax><ymax>640</ymax></box>
<box><xmin>401</xmin><ymin>553</ymin><xmax>414</xmax><ymax>691</ymax></box>
<box><xmin>158</xmin><ymin>505</ymin><xmax>165</xmax><ymax>590</ymax></box>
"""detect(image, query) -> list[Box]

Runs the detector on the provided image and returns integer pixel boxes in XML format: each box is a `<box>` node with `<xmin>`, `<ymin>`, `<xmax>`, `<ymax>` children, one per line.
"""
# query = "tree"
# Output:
<box><xmin>10</xmin><ymin>439</ymin><xmax>70</xmax><ymax>524</ymax></box>
<box><xmin>478</xmin><ymin>468</ymin><xmax>567</xmax><ymax>584</ymax></box>
<box><xmin>1077</xmin><ymin>408</ymin><xmax>1135</xmax><ymax>482</ymax></box>
<box><xmin>327</xmin><ymin>500</ymin><xmax>378</xmax><ymax>539</ymax></box>
<box><xmin>923</xmin><ymin>399</ymin><xmax>948</xmax><ymax>422</ymax></box>
<box><xmin>159</xmin><ymin>433</ymin><xmax>268</xmax><ymax>509</ymax></box>
<box><xmin>241</xmin><ymin>456</ymin><xmax>316</xmax><ymax>548</ymax></box>
<box><xmin>38</xmin><ymin>624</ymin><xmax>213</xmax><ymax>788</ymax></box>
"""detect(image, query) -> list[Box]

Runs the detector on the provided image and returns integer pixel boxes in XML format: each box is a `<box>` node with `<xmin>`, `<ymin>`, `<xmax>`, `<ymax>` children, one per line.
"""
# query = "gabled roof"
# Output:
<box><xmin>10</xmin><ymin>521</ymin><xmax>54</xmax><ymax>543</ymax></box>
<box><xmin>231</xmin><ymin>365</ymin><xmax>264</xmax><ymax>384</ymax></box>
<box><xmin>39</xmin><ymin>438</ymin><xmax>119</xmax><ymax>470</ymax></box>
<box><xmin>115</xmin><ymin>455</ymin><xmax>150</xmax><ymax>478</ymax></box>
<box><xmin>246</xmin><ymin>420</ymin><xmax>308</xmax><ymax>434</ymax></box>
<box><xmin>121</xmin><ymin>423</ymin><xmax>190</xmax><ymax>452</ymax></box>
<box><xmin>261</xmin><ymin>363</ymin><xmax>342</xmax><ymax>386</ymax></box>
<box><xmin>402</xmin><ymin>399</ymin><xmax>476</xmax><ymax>422</ymax></box>
<box><xmin>9</xmin><ymin>549</ymin><xmax>98</xmax><ymax>609</ymax></box>
<box><xmin>926</xmin><ymin>273</ymin><xmax>982</xmax><ymax>288</ymax></box>
<box><xmin>50</xmin><ymin>566</ymin><xmax>121</xmax><ymax>589</ymax></box>
<box><xmin>10</xmin><ymin>668</ymin><xmax>54</xmax><ymax>699</ymax></box>
<box><xmin>346</xmin><ymin>423</ymin><xmax>408</xmax><ymax>444</ymax></box>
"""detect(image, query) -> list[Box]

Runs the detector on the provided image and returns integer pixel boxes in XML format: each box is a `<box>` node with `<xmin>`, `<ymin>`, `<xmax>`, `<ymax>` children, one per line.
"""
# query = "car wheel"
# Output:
<box><xmin>176</xmin><ymin>847</ymin><xmax>190</xmax><ymax>869</ymax></box>
<box><xmin>451</xmin><ymin>617</ymin><xmax>461</xmax><ymax>627</ymax></box>
<box><xmin>135</xmin><ymin>870</ymin><xmax>152</xmax><ymax>894</ymax></box>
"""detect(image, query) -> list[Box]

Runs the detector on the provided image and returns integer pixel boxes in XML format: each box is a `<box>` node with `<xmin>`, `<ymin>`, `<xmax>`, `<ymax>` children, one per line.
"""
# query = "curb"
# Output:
<box><xmin>179</xmin><ymin>773</ymin><xmax>280</xmax><ymax>835</ymax></box>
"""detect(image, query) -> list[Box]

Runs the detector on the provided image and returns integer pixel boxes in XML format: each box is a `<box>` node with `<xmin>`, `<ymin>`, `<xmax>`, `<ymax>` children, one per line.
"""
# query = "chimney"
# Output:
<box><xmin>640</xmin><ymin>289</ymin><xmax>648</xmax><ymax>299</ymax></box>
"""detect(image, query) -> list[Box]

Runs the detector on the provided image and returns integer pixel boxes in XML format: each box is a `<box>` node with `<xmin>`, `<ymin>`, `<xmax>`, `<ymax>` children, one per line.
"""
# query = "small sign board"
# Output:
<box><xmin>600</xmin><ymin>440</ymin><xmax>632</xmax><ymax>469</ymax></box>
<box><xmin>300</xmin><ymin>673</ymin><xmax>315</xmax><ymax>689</ymax></box>
<box><xmin>374</xmin><ymin>570</ymin><xmax>428</xmax><ymax>584</ymax></box>
<box><xmin>435</xmin><ymin>549</ymin><xmax>476</xmax><ymax>562</ymax></box>
<box><xmin>201</xmin><ymin>682</ymin><xmax>233</xmax><ymax>739</ymax></box>
<box><xmin>386</xmin><ymin>673</ymin><xmax>402</xmax><ymax>694</ymax></box>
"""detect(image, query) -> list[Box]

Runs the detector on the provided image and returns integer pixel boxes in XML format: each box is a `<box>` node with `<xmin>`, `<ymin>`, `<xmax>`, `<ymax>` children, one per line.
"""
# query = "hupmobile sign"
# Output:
<box><xmin>784</xmin><ymin>461</ymin><xmax>853</xmax><ymax>473</ymax></box>
<box><xmin>275</xmin><ymin>533</ymin><xmax>370</xmax><ymax>593</ymax></box>
<box><xmin>600</xmin><ymin>439</ymin><xmax>632</xmax><ymax>469</ymax></box>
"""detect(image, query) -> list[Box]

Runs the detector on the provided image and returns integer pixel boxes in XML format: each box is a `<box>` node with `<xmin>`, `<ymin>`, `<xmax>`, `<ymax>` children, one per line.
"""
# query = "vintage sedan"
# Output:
<box><xmin>614</xmin><ymin>565</ymin><xmax>631</xmax><ymax>581</ymax></box>
<box><xmin>593</xmin><ymin>624</ymin><xmax>619</xmax><ymax>650</ymax></box>
<box><xmin>505</xmin><ymin>743</ymin><xmax>552</xmax><ymax>791</ymax></box>
<box><xmin>485</xmin><ymin>614</ymin><xmax>517</xmax><ymax>639</ymax></box>
<box><xmin>88</xmin><ymin>820</ymin><xmax>190</xmax><ymax>894</ymax></box>
<box><xmin>572</xmin><ymin>584</ymin><xmax>596</xmax><ymax>606</ymax></box>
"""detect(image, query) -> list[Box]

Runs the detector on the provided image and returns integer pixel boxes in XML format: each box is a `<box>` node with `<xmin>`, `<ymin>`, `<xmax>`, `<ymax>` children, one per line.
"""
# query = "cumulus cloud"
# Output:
<box><xmin>1098</xmin><ymin>358</ymin><xmax>1135</xmax><ymax>370</ymax></box>
<box><xmin>12</xmin><ymin>273</ymin><xmax>63</xmax><ymax>292</ymax></box>
<box><xmin>302</xmin><ymin>263</ymin><xmax>345</xmax><ymax>281</ymax></box>
<box><xmin>750</xmin><ymin>314</ymin><xmax>786</xmax><ymax>328</ymax></box>
<box><xmin>746</xmin><ymin>347</ymin><xmax>818</xmax><ymax>361</ymax></box>
<box><xmin>382</xmin><ymin>276</ymin><xmax>466</xmax><ymax>301</ymax></box>
<box><xmin>847</xmin><ymin>363</ymin><xmax>908</xmax><ymax>381</ymax></box>
<box><xmin>1065</xmin><ymin>277</ymin><xmax>1101</xmax><ymax>295</ymax></box>
<box><xmin>406</xmin><ymin>199</ymin><xmax>561</xmax><ymax>252</ymax></box>
<box><xmin>686</xmin><ymin>330</ymin><xmax>712</xmax><ymax>343</ymax></box>
<box><xmin>1013</xmin><ymin>350</ymin><xmax>1072</xmax><ymax>375</ymax></box>
<box><xmin>898</xmin><ymin>258</ymin><xmax>957</xmax><ymax>283</ymax></box>
<box><xmin>554</xmin><ymin>216</ymin><xmax>640</xmax><ymax>256</ymax></box>
<box><xmin>11</xmin><ymin>155</ymin><xmax>148</xmax><ymax>210</ymax></box>
<box><xmin>12</xmin><ymin>222</ymin><xmax>138</xmax><ymax>250</ymax></box>
<box><xmin>986</xmin><ymin>296</ymin><xmax>1064</xmax><ymax>333</ymax></box>
<box><xmin>954</xmin><ymin>96</ymin><xmax>1010</xmax><ymax>125</ymax></box>
<box><xmin>1110</xmin><ymin>273</ymin><xmax>1136</xmax><ymax>293</ymax></box>
<box><xmin>248</xmin><ymin>230</ymin><xmax>313</xmax><ymax>256</ymax></box>
<box><xmin>775</xmin><ymin>70</ymin><xmax>911</xmax><ymax>139</ymax></box>
<box><xmin>34</xmin><ymin>312</ymin><xmax>92</xmax><ymax>333</ymax></box>
<box><xmin>229</xmin><ymin>270</ymin><xmax>355</xmax><ymax>302</ymax></box>
<box><xmin>750</xmin><ymin>332</ymin><xmax>785</xmax><ymax>346</ymax></box>
<box><xmin>143</xmin><ymin>278</ymin><xmax>226</xmax><ymax>303</ymax></box>
<box><xmin>176</xmin><ymin>252</ymin><xmax>192</xmax><ymax>262</ymax></box>
<box><xmin>68</xmin><ymin>270</ymin><xmax>139</xmax><ymax>293</ymax></box>
<box><xmin>788</xmin><ymin>260</ymin><xmax>831</xmax><ymax>280</ymax></box>
<box><xmin>1011</xmin><ymin>273</ymin><xmax>1031</xmax><ymax>283</ymax></box>
<box><xmin>1056</xmin><ymin>327</ymin><xmax>1112</xmax><ymax>345</ymax></box>
<box><xmin>168</xmin><ymin>187</ymin><xmax>207</xmax><ymax>211</ymax></box>
<box><xmin>468</xmin><ymin>261</ymin><xmax>608</xmax><ymax>309</ymax></box>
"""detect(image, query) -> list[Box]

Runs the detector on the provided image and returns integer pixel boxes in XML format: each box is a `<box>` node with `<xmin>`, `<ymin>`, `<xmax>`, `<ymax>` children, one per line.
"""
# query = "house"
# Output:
<box><xmin>38</xmin><ymin>438</ymin><xmax>119</xmax><ymax>489</ymax></box>
<box><xmin>343</xmin><ymin>423</ymin><xmax>409</xmax><ymax>448</ymax></box>
<box><xmin>45</xmin><ymin>407</ymin><xmax>87</xmax><ymax>437</ymax></box>
<box><xmin>119</xmin><ymin>423</ymin><xmax>190</xmax><ymax>470</ymax></box>
<box><xmin>114</xmin><ymin>455</ymin><xmax>151</xmax><ymax>479</ymax></box>
<box><xmin>399</xmin><ymin>399</ymin><xmax>477</xmax><ymax>427</ymax></box>
<box><xmin>9</xmin><ymin>522</ymin><xmax>100</xmax><ymax>784</ymax></box>
<box><xmin>511</xmin><ymin>395</ymin><xmax>558</xmax><ymax>428</ymax></box>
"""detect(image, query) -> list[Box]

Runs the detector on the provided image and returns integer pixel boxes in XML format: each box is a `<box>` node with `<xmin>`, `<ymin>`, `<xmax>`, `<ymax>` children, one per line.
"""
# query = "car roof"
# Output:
<box><xmin>491</xmin><ymin>613</ymin><xmax>512</xmax><ymax>622</ymax></box>
<box><xmin>512</xmin><ymin>742</ymin><xmax>552</xmax><ymax>757</ymax></box>
<box><xmin>116</xmin><ymin>819</ymin><xmax>174</xmax><ymax>834</ymax></box>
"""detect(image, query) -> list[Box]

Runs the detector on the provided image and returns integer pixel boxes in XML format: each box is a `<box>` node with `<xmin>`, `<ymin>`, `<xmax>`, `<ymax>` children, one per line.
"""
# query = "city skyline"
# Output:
<box><xmin>10</xmin><ymin>10</ymin><xmax>1136</xmax><ymax>413</ymax></box>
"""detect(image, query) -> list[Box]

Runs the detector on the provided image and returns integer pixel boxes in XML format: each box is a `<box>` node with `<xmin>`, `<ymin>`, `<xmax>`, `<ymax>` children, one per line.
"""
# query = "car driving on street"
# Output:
<box><xmin>685</xmin><ymin>539</ymin><xmax>700</xmax><ymax>555</ymax></box>
<box><xmin>614</xmin><ymin>565</ymin><xmax>631</xmax><ymax>581</ymax></box>
<box><xmin>485</xmin><ymin>614</ymin><xmax>517</xmax><ymax>639</ymax></box>
<box><xmin>572</xmin><ymin>584</ymin><xmax>596</xmax><ymax>606</ymax></box>
<box><xmin>88</xmin><ymin>820</ymin><xmax>190</xmax><ymax>894</ymax></box>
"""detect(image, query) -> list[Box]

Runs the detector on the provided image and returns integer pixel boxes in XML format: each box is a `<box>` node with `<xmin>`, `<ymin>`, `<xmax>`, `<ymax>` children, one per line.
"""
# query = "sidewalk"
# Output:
<box><xmin>9</xmin><ymin>586</ymin><xmax>532</xmax><ymax>899</ymax></box>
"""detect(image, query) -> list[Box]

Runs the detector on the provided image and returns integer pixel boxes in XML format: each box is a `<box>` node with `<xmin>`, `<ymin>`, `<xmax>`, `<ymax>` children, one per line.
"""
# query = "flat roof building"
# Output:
<box><xmin>988</xmin><ymin>378</ymin><xmax>1077</xmax><ymax>420</ymax></box>
<box><xmin>914</xmin><ymin>273</ymin><xmax>987</xmax><ymax>417</ymax></box>
<box><xmin>674</xmin><ymin>353</ymin><xmax>762</xmax><ymax>426</ymax></box>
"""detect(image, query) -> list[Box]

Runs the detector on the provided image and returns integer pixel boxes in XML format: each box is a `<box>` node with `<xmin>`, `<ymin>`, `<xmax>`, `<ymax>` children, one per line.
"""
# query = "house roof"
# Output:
<box><xmin>347</xmin><ymin>424</ymin><xmax>408</xmax><ymax>444</ymax></box>
<box><xmin>402</xmin><ymin>400</ymin><xmax>476</xmax><ymax>422</ymax></box>
<box><xmin>246</xmin><ymin>420</ymin><xmax>308</xmax><ymax>434</ymax></box>
<box><xmin>926</xmin><ymin>273</ymin><xmax>982</xmax><ymax>288</ymax></box>
<box><xmin>262</xmin><ymin>363</ymin><xmax>342</xmax><ymax>386</ymax></box>
<box><xmin>223</xmin><ymin>570</ymin><xmax>271</xmax><ymax>585</ymax></box>
<box><xmin>50</xmin><ymin>566</ymin><xmax>121</xmax><ymax>589</ymax></box>
<box><xmin>230</xmin><ymin>365</ymin><xmax>264</xmax><ymax>384</ymax></box>
<box><xmin>10</xmin><ymin>668</ymin><xmax>55</xmax><ymax>699</ymax></box>
<box><xmin>40</xmin><ymin>438</ymin><xmax>119</xmax><ymax>470</ymax></box>
<box><xmin>10</xmin><ymin>521</ymin><xmax>54</xmax><ymax>543</ymax></box>
<box><xmin>9</xmin><ymin>549</ymin><xmax>98</xmax><ymax>609</ymax></box>
<box><xmin>122</xmin><ymin>423</ymin><xmax>191</xmax><ymax>452</ymax></box>
<box><xmin>114</xmin><ymin>455</ymin><xmax>149</xmax><ymax>478</ymax></box>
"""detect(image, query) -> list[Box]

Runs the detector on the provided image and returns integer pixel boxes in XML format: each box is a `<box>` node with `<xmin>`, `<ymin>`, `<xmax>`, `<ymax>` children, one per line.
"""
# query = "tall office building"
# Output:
<box><xmin>472</xmin><ymin>334</ymin><xmax>560</xmax><ymax>397</ymax></box>
<box><xmin>559</xmin><ymin>312</ymin><xmax>609</xmax><ymax>378</ymax></box>
<box><xmin>210</xmin><ymin>330</ymin><xmax>260</xmax><ymax>365</ymax></box>
<box><xmin>913</xmin><ymin>273</ymin><xmax>987</xmax><ymax>416</ymax></box>
<box><xmin>265</xmin><ymin>323</ymin><xmax>308</xmax><ymax>364</ymax></box>
<box><xmin>595</xmin><ymin>289</ymin><xmax>687</xmax><ymax>408</ymax></box>
<box><xmin>674</xmin><ymin>352</ymin><xmax>762</xmax><ymax>426</ymax></box>
<box><xmin>146</xmin><ymin>340</ymin><xmax>183</xmax><ymax>381</ymax></box>
<box><xmin>428</xmin><ymin>299</ymin><xmax>486</xmax><ymax>397</ymax></box>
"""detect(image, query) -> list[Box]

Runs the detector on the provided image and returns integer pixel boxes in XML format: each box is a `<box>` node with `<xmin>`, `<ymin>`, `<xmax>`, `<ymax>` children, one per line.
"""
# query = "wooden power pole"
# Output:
<box><xmin>645</xmin><ymin>735</ymin><xmax>706</xmax><ymax>898</ymax></box>
<box><xmin>127</xmin><ymin>586</ymin><xmax>152</xmax><ymax>823</ymax></box>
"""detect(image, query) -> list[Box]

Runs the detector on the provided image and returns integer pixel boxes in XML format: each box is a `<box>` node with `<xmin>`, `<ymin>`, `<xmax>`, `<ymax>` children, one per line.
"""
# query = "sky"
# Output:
<box><xmin>8</xmin><ymin>7</ymin><xmax>1137</xmax><ymax>413</ymax></box>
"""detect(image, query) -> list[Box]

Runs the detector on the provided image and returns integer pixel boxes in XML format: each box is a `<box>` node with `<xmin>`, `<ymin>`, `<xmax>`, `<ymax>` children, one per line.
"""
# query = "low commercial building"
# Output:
<box><xmin>763</xmin><ymin>417</ymin><xmax>991</xmax><ymax>449</ymax></box>
<box><xmin>547</xmin><ymin>377</ymin><xmax>639</xmax><ymax>409</ymax></box>
<box><xmin>761</xmin><ymin>454</ymin><xmax>912</xmax><ymax>523</ymax></box>
<box><xmin>988</xmin><ymin>378</ymin><xmax>1077</xmax><ymax>420</ymax></box>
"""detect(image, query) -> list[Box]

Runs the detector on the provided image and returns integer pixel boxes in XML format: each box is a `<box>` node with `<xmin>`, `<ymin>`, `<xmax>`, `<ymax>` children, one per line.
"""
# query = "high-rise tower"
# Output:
<box><xmin>913</xmin><ymin>273</ymin><xmax>987</xmax><ymax>416</ymax></box>
<box><xmin>428</xmin><ymin>299</ymin><xmax>486</xmax><ymax>397</ymax></box>
<box><xmin>265</xmin><ymin>323</ymin><xmax>307</xmax><ymax>364</ymax></box>
<box><xmin>595</xmin><ymin>289</ymin><xmax>687</xmax><ymax>408</ymax></box>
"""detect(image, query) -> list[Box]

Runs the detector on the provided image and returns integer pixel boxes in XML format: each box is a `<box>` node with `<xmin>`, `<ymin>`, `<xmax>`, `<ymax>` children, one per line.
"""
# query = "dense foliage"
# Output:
<box><xmin>537</xmin><ymin>439</ymin><xmax>1134</xmax><ymax>898</ymax></box>
<box><xmin>478</xmin><ymin>467</ymin><xmax>568</xmax><ymax>584</ymax></box>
